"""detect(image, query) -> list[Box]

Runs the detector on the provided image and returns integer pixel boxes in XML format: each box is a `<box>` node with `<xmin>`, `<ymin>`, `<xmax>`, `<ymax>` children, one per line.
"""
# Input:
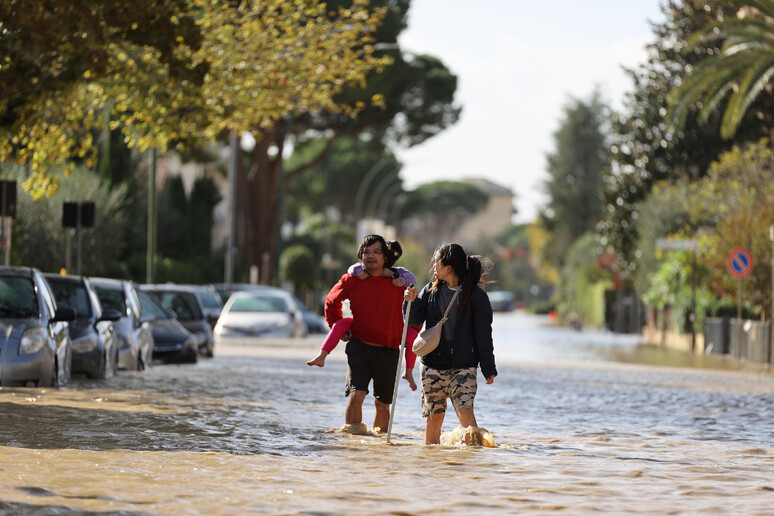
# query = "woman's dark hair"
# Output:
<box><xmin>431</xmin><ymin>242</ymin><xmax>491</xmax><ymax>312</ymax></box>
<box><xmin>357</xmin><ymin>235</ymin><xmax>403</xmax><ymax>268</ymax></box>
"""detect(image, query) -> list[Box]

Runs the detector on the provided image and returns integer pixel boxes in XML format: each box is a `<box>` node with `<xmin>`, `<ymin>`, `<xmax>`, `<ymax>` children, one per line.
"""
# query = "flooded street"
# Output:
<box><xmin>2</xmin><ymin>311</ymin><xmax>774</xmax><ymax>514</ymax></box>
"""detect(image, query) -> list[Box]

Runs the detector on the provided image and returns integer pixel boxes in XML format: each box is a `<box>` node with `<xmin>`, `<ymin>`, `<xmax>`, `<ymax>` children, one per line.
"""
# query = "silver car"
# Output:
<box><xmin>214</xmin><ymin>290</ymin><xmax>307</xmax><ymax>343</ymax></box>
<box><xmin>0</xmin><ymin>267</ymin><xmax>76</xmax><ymax>387</ymax></box>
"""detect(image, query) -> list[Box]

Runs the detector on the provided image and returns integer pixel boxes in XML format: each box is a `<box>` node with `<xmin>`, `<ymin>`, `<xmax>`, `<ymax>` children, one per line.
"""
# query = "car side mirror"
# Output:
<box><xmin>99</xmin><ymin>309</ymin><xmax>123</xmax><ymax>322</ymax></box>
<box><xmin>52</xmin><ymin>307</ymin><xmax>77</xmax><ymax>322</ymax></box>
<box><xmin>139</xmin><ymin>312</ymin><xmax>156</xmax><ymax>324</ymax></box>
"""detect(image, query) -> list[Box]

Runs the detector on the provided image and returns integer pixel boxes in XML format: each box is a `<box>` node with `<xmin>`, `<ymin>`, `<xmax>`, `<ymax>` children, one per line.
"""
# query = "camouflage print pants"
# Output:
<box><xmin>420</xmin><ymin>365</ymin><xmax>478</xmax><ymax>418</ymax></box>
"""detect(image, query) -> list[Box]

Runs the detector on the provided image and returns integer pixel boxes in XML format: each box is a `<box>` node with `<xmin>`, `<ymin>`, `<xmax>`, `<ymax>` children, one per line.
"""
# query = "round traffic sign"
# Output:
<box><xmin>726</xmin><ymin>247</ymin><xmax>753</xmax><ymax>278</ymax></box>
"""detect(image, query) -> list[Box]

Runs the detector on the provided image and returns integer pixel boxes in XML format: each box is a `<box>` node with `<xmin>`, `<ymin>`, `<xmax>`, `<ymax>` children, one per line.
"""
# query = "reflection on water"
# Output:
<box><xmin>0</xmin><ymin>311</ymin><xmax>773</xmax><ymax>514</ymax></box>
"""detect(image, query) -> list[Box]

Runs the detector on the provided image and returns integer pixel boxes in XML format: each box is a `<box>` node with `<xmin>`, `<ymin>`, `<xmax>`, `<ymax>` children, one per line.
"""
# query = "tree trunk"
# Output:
<box><xmin>237</xmin><ymin>121</ymin><xmax>287</xmax><ymax>285</ymax></box>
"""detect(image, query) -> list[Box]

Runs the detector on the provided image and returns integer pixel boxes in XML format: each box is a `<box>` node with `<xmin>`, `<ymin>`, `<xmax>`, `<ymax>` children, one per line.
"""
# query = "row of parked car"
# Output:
<box><xmin>0</xmin><ymin>267</ymin><xmax>328</xmax><ymax>387</ymax></box>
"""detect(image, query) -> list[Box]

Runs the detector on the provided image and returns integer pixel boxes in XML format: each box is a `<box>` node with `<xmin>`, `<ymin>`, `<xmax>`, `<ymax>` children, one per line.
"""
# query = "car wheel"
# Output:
<box><xmin>96</xmin><ymin>351</ymin><xmax>106</xmax><ymax>379</ymax></box>
<box><xmin>110</xmin><ymin>348</ymin><xmax>119</xmax><ymax>377</ymax></box>
<box><xmin>45</xmin><ymin>358</ymin><xmax>58</xmax><ymax>388</ymax></box>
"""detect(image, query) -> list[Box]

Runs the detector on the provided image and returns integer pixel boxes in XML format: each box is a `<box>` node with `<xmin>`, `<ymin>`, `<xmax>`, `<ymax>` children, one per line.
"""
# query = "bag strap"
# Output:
<box><xmin>439</xmin><ymin>288</ymin><xmax>459</xmax><ymax>322</ymax></box>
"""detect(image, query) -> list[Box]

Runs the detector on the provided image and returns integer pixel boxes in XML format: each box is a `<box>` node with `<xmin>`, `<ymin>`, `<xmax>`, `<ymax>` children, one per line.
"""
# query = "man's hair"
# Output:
<box><xmin>357</xmin><ymin>234</ymin><xmax>389</xmax><ymax>260</ymax></box>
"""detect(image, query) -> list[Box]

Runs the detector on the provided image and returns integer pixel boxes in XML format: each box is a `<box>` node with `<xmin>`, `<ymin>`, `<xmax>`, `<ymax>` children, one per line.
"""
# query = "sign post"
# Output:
<box><xmin>726</xmin><ymin>247</ymin><xmax>753</xmax><ymax>359</ymax></box>
<box><xmin>62</xmin><ymin>202</ymin><xmax>95</xmax><ymax>275</ymax></box>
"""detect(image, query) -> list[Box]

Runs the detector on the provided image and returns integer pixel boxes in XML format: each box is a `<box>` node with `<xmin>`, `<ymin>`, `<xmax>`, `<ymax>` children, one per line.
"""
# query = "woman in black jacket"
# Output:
<box><xmin>404</xmin><ymin>242</ymin><xmax>497</xmax><ymax>445</ymax></box>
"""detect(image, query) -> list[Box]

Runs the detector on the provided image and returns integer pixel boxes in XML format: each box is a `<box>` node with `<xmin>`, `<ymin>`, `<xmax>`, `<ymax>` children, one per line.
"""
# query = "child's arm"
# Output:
<box><xmin>390</xmin><ymin>266</ymin><xmax>417</xmax><ymax>288</ymax></box>
<box><xmin>347</xmin><ymin>262</ymin><xmax>369</xmax><ymax>280</ymax></box>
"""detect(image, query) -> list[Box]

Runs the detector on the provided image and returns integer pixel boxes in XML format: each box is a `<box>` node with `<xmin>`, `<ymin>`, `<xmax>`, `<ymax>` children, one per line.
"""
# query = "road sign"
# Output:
<box><xmin>726</xmin><ymin>247</ymin><xmax>753</xmax><ymax>278</ymax></box>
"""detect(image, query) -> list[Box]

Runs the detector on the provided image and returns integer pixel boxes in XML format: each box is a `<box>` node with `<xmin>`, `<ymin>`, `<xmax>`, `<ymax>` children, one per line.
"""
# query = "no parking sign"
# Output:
<box><xmin>726</xmin><ymin>247</ymin><xmax>753</xmax><ymax>278</ymax></box>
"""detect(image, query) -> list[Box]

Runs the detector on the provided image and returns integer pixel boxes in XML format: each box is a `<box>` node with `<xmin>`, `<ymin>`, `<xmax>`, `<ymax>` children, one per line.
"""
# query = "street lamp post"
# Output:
<box><xmin>225</xmin><ymin>130</ymin><xmax>238</xmax><ymax>290</ymax></box>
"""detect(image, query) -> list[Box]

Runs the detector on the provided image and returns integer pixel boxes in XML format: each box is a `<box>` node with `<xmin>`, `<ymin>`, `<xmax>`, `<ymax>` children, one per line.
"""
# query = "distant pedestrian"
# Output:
<box><xmin>404</xmin><ymin>242</ymin><xmax>497</xmax><ymax>445</ymax></box>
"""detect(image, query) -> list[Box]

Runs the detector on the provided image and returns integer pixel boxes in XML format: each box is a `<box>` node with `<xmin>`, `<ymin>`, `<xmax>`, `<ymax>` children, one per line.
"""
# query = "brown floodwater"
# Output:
<box><xmin>1</xmin><ymin>311</ymin><xmax>773</xmax><ymax>514</ymax></box>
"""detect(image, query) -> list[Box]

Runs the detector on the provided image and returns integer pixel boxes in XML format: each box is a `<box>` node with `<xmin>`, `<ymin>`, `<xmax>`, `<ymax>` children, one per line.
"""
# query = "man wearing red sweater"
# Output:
<box><xmin>324</xmin><ymin>234</ymin><xmax>417</xmax><ymax>432</ymax></box>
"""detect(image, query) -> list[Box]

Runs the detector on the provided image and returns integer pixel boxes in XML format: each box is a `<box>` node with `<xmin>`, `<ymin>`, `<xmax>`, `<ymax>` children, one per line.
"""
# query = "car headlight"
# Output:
<box><xmin>72</xmin><ymin>333</ymin><xmax>99</xmax><ymax>353</ymax></box>
<box><xmin>20</xmin><ymin>328</ymin><xmax>48</xmax><ymax>355</ymax></box>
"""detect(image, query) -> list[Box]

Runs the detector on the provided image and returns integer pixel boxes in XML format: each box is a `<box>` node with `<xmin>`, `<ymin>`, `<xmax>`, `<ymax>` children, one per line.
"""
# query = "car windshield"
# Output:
<box><xmin>94</xmin><ymin>285</ymin><xmax>127</xmax><ymax>314</ymax></box>
<box><xmin>0</xmin><ymin>276</ymin><xmax>38</xmax><ymax>318</ymax></box>
<box><xmin>230</xmin><ymin>296</ymin><xmax>286</xmax><ymax>313</ymax></box>
<box><xmin>151</xmin><ymin>291</ymin><xmax>203</xmax><ymax>320</ymax></box>
<box><xmin>49</xmin><ymin>281</ymin><xmax>92</xmax><ymax>318</ymax></box>
<box><xmin>138</xmin><ymin>291</ymin><xmax>168</xmax><ymax>319</ymax></box>
<box><xmin>196</xmin><ymin>289</ymin><xmax>222</xmax><ymax>309</ymax></box>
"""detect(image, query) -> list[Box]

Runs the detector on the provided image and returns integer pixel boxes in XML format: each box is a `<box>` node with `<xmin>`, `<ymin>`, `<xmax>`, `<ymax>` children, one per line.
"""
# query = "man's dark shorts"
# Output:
<box><xmin>344</xmin><ymin>337</ymin><xmax>399</xmax><ymax>404</ymax></box>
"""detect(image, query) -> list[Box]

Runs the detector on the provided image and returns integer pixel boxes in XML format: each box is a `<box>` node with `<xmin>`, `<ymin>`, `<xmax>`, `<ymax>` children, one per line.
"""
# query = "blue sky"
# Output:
<box><xmin>398</xmin><ymin>1</ymin><xmax>666</xmax><ymax>223</ymax></box>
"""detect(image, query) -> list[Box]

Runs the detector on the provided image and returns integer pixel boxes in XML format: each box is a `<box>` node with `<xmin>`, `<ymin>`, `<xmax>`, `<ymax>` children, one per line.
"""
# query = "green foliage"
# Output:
<box><xmin>283</xmin><ymin>213</ymin><xmax>356</xmax><ymax>289</ymax></box>
<box><xmin>2</xmin><ymin>164</ymin><xmax>130</xmax><ymax>276</ymax></box>
<box><xmin>154</xmin><ymin>174</ymin><xmax>221</xmax><ymax>281</ymax></box>
<box><xmin>598</xmin><ymin>0</ymin><xmax>774</xmax><ymax>272</ymax></box>
<box><xmin>667</xmin><ymin>0</ymin><xmax>774</xmax><ymax>140</ymax></box>
<box><xmin>631</xmin><ymin>180</ymin><xmax>695</xmax><ymax>295</ymax></box>
<box><xmin>476</xmin><ymin>224</ymin><xmax>548</xmax><ymax>305</ymax></box>
<box><xmin>642</xmin><ymin>251</ymin><xmax>713</xmax><ymax>332</ymax></box>
<box><xmin>542</xmin><ymin>92</ymin><xmax>608</xmax><ymax>268</ymax></box>
<box><xmin>1</xmin><ymin>0</ymin><xmax>389</xmax><ymax>198</ymax></box>
<box><xmin>685</xmin><ymin>137</ymin><xmax>774</xmax><ymax>317</ymax></box>
<box><xmin>280</xmin><ymin>245</ymin><xmax>317</xmax><ymax>292</ymax></box>
<box><xmin>554</xmin><ymin>233</ymin><xmax>612</xmax><ymax>328</ymax></box>
<box><xmin>284</xmin><ymin>137</ymin><xmax>402</xmax><ymax>224</ymax></box>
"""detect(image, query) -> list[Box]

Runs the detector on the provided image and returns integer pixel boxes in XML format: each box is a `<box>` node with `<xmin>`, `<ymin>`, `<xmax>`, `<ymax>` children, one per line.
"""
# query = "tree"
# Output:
<box><xmin>1</xmin><ymin>164</ymin><xmax>130</xmax><ymax>276</ymax></box>
<box><xmin>667</xmin><ymin>0</ymin><xmax>774</xmax><ymax>140</ymax></box>
<box><xmin>684</xmin><ymin>138</ymin><xmax>774</xmax><ymax>317</ymax></box>
<box><xmin>541</xmin><ymin>92</ymin><xmax>608</xmax><ymax>268</ymax></box>
<box><xmin>401</xmin><ymin>181</ymin><xmax>488</xmax><ymax>247</ymax></box>
<box><xmin>598</xmin><ymin>1</ymin><xmax>774</xmax><ymax>274</ymax></box>
<box><xmin>244</xmin><ymin>0</ymin><xmax>461</xmax><ymax>283</ymax></box>
<box><xmin>1</xmin><ymin>0</ymin><xmax>388</xmax><ymax>200</ymax></box>
<box><xmin>283</xmin><ymin>136</ymin><xmax>403</xmax><ymax>224</ymax></box>
<box><xmin>0</xmin><ymin>0</ymin><xmax>203</xmax><ymax>130</ymax></box>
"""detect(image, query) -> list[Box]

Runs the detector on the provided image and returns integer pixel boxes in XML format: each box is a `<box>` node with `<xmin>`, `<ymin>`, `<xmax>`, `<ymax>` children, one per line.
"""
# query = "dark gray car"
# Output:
<box><xmin>0</xmin><ymin>267</ymin><xmax>76</xmax><ymax>387</ymax></box>
<box><xmin>140</xmin><ymin>285</ymin><xmax>214</xmax><ymax>357</ymax></box>
<box><xmin>90</xmin><ymin>277</ymin><xmax>154</xmax><ymax>371</ymax></box>
<box><xmin>44</xmin><ymin>274</ymin><xmax>122</xmax><ymax>379</ymax></box>
<box><xmin>137</xmin><ymin>290</ymin><xmax>198</xmax><ymax>364</ymax></box>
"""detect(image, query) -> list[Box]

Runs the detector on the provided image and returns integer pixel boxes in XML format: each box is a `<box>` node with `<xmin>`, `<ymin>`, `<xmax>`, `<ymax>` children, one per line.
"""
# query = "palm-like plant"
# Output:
<box><xmin>667</xmin><ymin>0</ymin><xmax>774</xmax><ymax>139</ymax></box>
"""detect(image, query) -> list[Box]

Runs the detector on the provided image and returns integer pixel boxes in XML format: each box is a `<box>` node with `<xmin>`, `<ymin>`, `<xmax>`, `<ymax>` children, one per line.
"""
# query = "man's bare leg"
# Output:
<box><xmin>345</xmin><ymin>390</ymin><xmax>367</xmax><ymax>424</ymax></box>
<box><xmin>425</xmin><ymin>412</ymin><xmax>446</xmax><ymax>444</ymax></box>
<box><xmin>373</xmin><ymin>398</ymin><xmax>390</xmax><ymax>432</ymax></box>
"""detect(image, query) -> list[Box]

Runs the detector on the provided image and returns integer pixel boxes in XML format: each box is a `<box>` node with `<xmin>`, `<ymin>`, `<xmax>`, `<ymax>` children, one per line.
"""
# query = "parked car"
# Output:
<box><xmin>488</xmin><ymin>291</ymin><xmax>516</xmax><ymax>312</ymax></box>
<box><xmin>0</xmin><ymin>266</ymin><xmax>75</xmax><ymax>387</ymax></box>
<box><xmin>136</xmin><ymin>290</ymin><xmax>198</xmax><ymax>364</ymax></box>
<box><xmin>292</xmin><ymin>297</ymin><xmax>328</xmax><ymax>334</ymax></box>
<box><xmin>182</xmin><ymin>284</ymin><xmax>223</xmax><ymax>329</ymax></box>
<box><xmin>44</xmin><ymin>274</ymin><xmax>122</xmax><ymax>379</ymax></box>
<box><xmin>214</xmin><ymin>290</ymin><xmax>307</xmax><ymax>343</ymax></box>
<box><xmin>140</xmin><ymin>284</ymin><xmax>214</xmax><ymax>357</ymax></box>
<box><xmin>90</xmin><ymin>277</ymin><xmax>154</xmax><ymax>371</ymax></box>
<box><xmin>213</xmin><ymin>283</ymin><xmax>309</xmax><ymax>337</ymax></box>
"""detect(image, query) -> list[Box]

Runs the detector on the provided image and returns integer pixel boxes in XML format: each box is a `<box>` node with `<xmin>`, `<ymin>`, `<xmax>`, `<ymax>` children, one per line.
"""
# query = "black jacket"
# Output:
<box><xmin>406</xmin><ymin>282</ymin><xmax>497</xmax><ymax>379</ymax></box>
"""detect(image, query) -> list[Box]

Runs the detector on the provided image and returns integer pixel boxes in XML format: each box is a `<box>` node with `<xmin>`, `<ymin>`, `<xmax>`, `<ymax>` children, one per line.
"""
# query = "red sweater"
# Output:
<box><xmin>325</xmin><ymin>273</ymin><xmax>417</xmax><ymax>367</ymax></box>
